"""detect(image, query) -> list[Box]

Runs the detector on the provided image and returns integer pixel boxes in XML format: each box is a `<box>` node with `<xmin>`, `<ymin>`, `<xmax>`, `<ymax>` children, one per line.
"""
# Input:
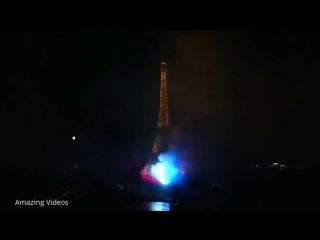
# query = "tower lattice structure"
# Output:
<box><xmin>141</xmin><ymin>61</ymin><xmax>170</xmax><ymax>180</ymax></box>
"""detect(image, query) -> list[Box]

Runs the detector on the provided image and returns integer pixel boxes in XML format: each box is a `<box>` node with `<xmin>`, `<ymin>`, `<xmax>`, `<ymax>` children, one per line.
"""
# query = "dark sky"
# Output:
<box><xmin>1</xmin><ymin>30</ymin><xmax>318</xmax><ymax>171</ymax></box>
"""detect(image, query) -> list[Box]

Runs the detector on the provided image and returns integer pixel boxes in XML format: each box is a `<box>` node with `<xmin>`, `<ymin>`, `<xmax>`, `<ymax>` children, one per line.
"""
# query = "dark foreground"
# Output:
<box><xmin>1</xmin><ymin>168</ymin><xmax>320</xmax><ymax>211</ymax></box>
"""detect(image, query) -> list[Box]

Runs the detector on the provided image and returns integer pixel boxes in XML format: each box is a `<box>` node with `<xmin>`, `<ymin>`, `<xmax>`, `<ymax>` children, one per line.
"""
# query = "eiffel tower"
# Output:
<box><xmin>141</xmin><ymin>61</ymin><xmax>170</xmax><ymax>181</ymax></box>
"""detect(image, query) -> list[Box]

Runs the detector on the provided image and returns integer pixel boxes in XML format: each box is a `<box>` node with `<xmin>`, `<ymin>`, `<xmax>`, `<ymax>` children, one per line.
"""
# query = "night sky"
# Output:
<box><xmin>1</xmin><ymin>30</ymin><xmax>318</xmax><ymax>173</ymax></box>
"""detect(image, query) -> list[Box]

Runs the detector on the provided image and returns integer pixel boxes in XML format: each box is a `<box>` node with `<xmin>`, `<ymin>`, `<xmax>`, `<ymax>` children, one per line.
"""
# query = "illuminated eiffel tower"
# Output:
<box><xmin>141</xmin><ymin>61</ymin><xmax>170</xmax><ymax>181</ymax></box>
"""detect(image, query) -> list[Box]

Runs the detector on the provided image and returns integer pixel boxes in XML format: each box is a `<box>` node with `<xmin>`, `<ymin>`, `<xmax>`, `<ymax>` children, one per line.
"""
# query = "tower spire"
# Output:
<box><xmin>151</xmin><ymin>61</ymin><xmax>169</xmax><ymax>153</ymax></box>
<box><xmin>157</xmin><ymin>61</ymin><xmax>169</xmax><ymax>127</ymax></box>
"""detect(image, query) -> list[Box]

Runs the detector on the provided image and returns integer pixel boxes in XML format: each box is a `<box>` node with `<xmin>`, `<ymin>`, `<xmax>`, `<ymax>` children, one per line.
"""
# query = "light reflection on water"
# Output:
<box><xmin>139</xmin><ymin>202</ymin><xmax>170</xmax><ymax>211</ymax></box>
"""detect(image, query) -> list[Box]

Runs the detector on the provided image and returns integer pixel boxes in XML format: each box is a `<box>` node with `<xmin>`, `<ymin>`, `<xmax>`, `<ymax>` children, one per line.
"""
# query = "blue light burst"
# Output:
<box><xmin>150</xmin><ymin>152</ymin><xmax>180</xmax><ymax>185</ymax></box>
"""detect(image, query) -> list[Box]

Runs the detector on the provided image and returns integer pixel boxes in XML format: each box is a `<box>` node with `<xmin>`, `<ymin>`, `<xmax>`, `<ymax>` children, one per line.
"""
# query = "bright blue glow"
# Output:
<box><xmin>149</xmin><ymin>202</ymin><xmax>170</xmax><ymax>211</ymax></box>
<box><xmin>150</xmin><ymin>152</ymin><xmax>180</xmax><ymax>185</ymax></box>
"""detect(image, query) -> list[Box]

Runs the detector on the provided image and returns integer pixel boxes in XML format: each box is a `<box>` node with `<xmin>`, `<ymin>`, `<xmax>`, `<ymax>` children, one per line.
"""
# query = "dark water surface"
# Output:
<box><xmin>3</xmin><ymin>168</ymin><xmax>320</xmax><ymax>210</ymax></box>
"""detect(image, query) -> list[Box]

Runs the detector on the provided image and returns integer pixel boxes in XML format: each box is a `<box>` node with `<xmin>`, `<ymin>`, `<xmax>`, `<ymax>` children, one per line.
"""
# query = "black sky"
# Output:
<box><xmin>1</xmin><ymin>30</ymin><xmax>319</xmax><ymax>172</ymax></box>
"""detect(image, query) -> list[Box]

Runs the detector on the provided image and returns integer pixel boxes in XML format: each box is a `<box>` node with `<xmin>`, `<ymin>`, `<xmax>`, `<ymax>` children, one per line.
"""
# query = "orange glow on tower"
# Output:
<box><xmin>141</xmin><ymin>61</ymin><xmax>170</xmax><ymax>179</ymax></box>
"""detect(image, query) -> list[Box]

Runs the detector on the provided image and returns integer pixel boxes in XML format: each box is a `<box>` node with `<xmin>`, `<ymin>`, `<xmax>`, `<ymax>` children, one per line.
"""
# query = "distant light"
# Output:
<box><xmin>273</xmin><ymin>163</ymin><xmax>278</xmax><ymax>165</ymax></box>
<box><xmin>280</xmin><ymin>164</ymin><xmax>285</xmax><ymax>167</ymax></box>
<box><xmin>72</xmin><ymin>136</ymin><xmax>76</xmax><ymax>140</ymax></box>
<box><xmin>256</xmin><ymin>165</ymin><xmax>259</xmax><ymax>167</ymax></box>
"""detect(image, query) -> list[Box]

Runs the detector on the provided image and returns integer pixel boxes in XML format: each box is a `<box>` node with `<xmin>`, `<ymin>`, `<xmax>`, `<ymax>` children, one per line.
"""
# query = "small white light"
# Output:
<box><xmin>72</xmin><ymin>136</ymin><xmax>76</xmax><ymax>140</ymax></box>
